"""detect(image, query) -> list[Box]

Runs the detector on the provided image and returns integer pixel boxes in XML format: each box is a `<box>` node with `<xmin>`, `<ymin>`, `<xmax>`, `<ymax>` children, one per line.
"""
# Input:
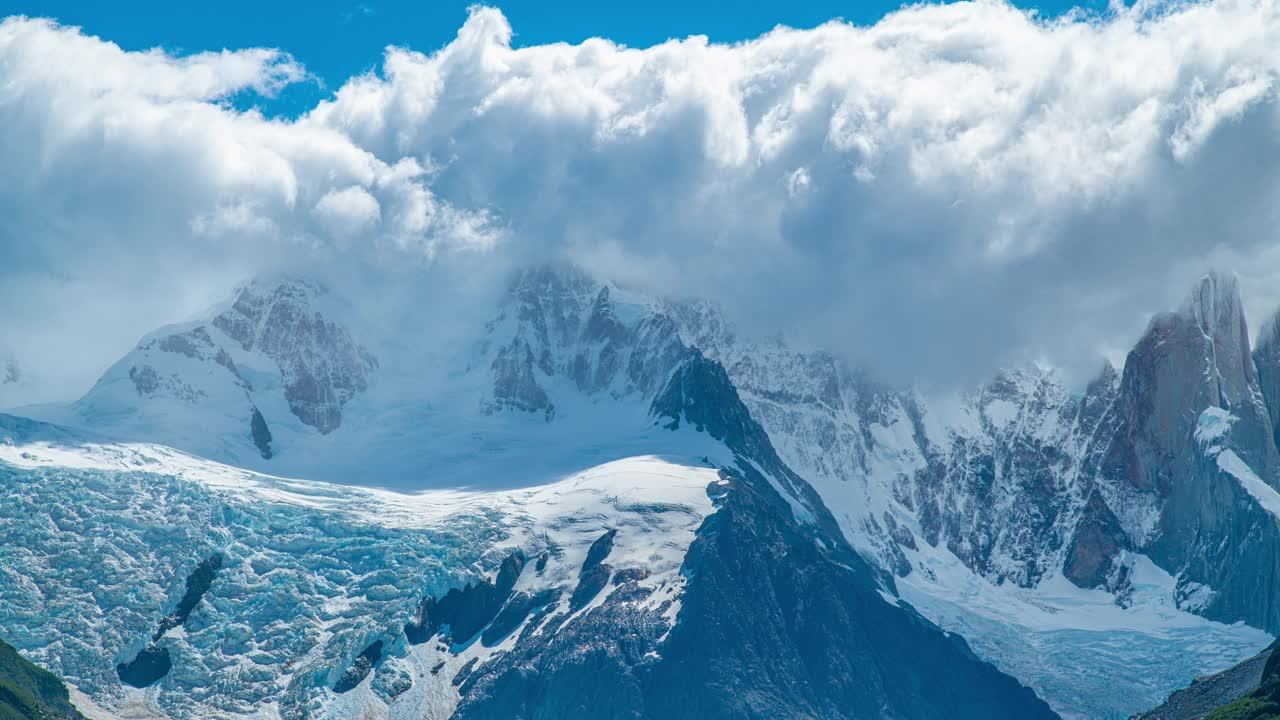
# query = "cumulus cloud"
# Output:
<box><xmin>300</xmin><ymin>0</ymin><xmax>1280</xmax><ymax>384</ymax></box>
<box><xmin>0</xmin><ymin>15</ymin><xmax>500</xmax><ymax>402</ymax></box>
<box><xmin>8</xmin><ymin>1</ymin><xmax>1280</xmax><ymax>402</ymax></box>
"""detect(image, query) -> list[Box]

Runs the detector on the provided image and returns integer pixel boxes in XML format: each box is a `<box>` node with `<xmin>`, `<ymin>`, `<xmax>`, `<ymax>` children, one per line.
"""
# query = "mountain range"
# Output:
<box><xmin>5</xmin><ymin>266</ymin><xmax>1280</xmax><ymax>718</ymax></box>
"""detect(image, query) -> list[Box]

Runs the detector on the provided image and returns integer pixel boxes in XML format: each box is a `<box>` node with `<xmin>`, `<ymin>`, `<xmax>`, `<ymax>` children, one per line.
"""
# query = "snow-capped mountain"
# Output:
<box><xmin>676</xmin><ymin>268</ymin><xmax>1280</xmax><ymax>717</ymax></box>
<box><xmin>10</xmin><ymin>264</ymin><xmax>1280</xmax><ymax>719</ymax></box>
<box><xmin>0</xmin><ymin>267</ymin><xmax>1058</xmax><ymax>720</ymax></box>
<box><xmin>669</xmin><ymin>271</ymin><xmax>1280</xmax><ymax>717</ymax></box>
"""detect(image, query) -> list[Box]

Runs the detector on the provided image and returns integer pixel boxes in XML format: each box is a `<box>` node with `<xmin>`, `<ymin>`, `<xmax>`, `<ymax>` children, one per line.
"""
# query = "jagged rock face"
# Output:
<box><xmin>449</xmin><ymin>367</ymin><xmax>1056</xmax><ymax>720</ymax></box>
<box><xmin>1062</xmin><ymin>490</ymin><xmax>1129</xmax><ymax>591</ymax></box>
<box><xmin>127</xmin><ymin>327</ymin><xmax>248</xmax><ymax>402</ymax></box>
<box><xmin>668</xmin><ymin>298</ymin><xmax>1128</xmax><ymax>593</ymax></box>
<box><xmin>665</xmin><ymin>271</ymin><xmax>1280</xmax><ymax>638</ymax></box>
<box><xmin>1152</xmin><ymin>407</ymin><xmax>1280</xmax><ymax>632</ymax></box>
<box><xmin>914</xmin><ymin>369</ymin><xmax>1123</xmax><ymax>589</ymax></box>
<box><xmin>482</xmin><ymin>267</ymin><xmax>688</xmax><ymax>418</ymax></box>
<box><xmin>1092</xmin><ymin>273</ymin><xmax>1280</xmax><ymax>631</ymax></box>
<box><xmin>62</xmin><ymin>277</ymin><xmax>379</xmax><ymax>468</ymax></box>
<box><xmin>212</xmin><ymin>280</ymin><xmax>377</xmax><ymax>434</ymax></box>
<box><xmin>22</xmin><ymin>263</ymin><xmax>1280</xmax><ymax>718</ymax></box>
<box><xmin>1109</xmin><ymin>278</ymin><xmax>1270</xmax><ymax>498</ymax></box>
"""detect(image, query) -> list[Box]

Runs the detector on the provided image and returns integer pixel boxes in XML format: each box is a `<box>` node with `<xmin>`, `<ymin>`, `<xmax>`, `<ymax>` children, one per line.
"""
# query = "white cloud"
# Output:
<box><xmin>9</xmin><ymin>1</ymin><xmax>1280</xmax><ymax>400</ymax></box>
<box><xmin>313</xmin><ymin>185</ymin><xmax>381</xmax><ymax>240</ymax></box>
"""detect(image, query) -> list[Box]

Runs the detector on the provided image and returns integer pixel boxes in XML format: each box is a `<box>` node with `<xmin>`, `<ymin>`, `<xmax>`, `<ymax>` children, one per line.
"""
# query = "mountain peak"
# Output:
<box><xmin>1178</xmin><ymin>269</ymin><xmax>1245</xmax><ymax>339</ymax></box>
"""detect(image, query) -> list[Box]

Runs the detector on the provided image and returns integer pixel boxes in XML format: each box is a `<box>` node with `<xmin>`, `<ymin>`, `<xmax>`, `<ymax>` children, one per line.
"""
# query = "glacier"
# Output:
<box><xmin>0</xmin><ymin>413</ymin><xmax>726</xmax><ymax>719</ymax></box>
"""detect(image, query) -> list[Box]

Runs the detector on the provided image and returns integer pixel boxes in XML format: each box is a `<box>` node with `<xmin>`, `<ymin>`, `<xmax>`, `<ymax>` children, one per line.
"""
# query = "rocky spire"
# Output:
<box><xmin>1096</xmin><ymin>270</ymin><xmax>1280</xmax><ymax>632</ymax></box>
<box><xmin>1111</xmin><ymin>270</ymin><xmax>1274</xmax><ymax>494</ymax></box>
<box><xmin>1178</xmin><ymin>271</ymin><xmax>1261</xmax><ymax>413</ymax></box>
<box><xmin>1253</xmin><ymin>304</ymin><xmax>1280</xmax><ymax>453</ymax></box>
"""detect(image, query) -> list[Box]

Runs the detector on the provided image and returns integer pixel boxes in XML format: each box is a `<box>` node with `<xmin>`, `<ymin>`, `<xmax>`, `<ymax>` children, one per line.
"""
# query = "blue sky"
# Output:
<box><xmin>6</xmin><ymin>0</ymin><xmax>1106</xmax><ymax>116</ymax></box>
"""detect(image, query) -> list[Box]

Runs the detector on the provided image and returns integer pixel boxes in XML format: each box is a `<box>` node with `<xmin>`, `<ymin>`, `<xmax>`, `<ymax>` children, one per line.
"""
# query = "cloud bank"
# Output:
<box><xmin>6</xmin><ymin>1</ymin><xmax>1280</xmax><ymax>402</ymax></box>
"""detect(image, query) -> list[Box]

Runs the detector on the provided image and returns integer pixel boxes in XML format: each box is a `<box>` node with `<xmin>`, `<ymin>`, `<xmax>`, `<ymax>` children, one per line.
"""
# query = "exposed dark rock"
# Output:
<box><xmin>1064</xmin><ymin>490</ymin><xmax>1128</xmax><ymax>589</ymax></box>
<box><xmin>1256</xmin><ymin>309</ymin><xmax>1280</xmax><ymax>453</ymax></box>
<box><xmin>482</xmin><ymin>589</ymin><xmax>561</xmax><ymax>647</ymax></box>
<box><xmin>128</xmin><ymin>365</ymin><xmax>161</xmax><ymax>395</ymax></box>
<box><xmin>453</xmin><ymin>658</ymin><xmax>479</xmax><ymax>688</ymax></box>
<box><xmin>116</xmin><ymin>644</ymin><xmax>171</xmax><ymax>689</ymax></box>
<box><xmin>250</xmin><ymin>407</ymin><xmax>273</xmax><ymax>459</ymax></box>
<box><xmin>451</xmin><ymin>350</ymin><xmax>1057</xmax><ymax>720</ymax></box>
<box><xmin>569</xmin><ymin>565</ymin><xmax>611</xmax><ymax>612</ymax></box>
<box><xmin>489</xmin><ymin>340</ymin><xmax>554</xmax><ymax>419</ymax></box>
<box><xmin>154</xmin><ymin>554</ymin><xmax>224</xmax><ymax>640</ymax></box>
<box><xmin>567</xmin><ymin>529</ymin><xmax>618</xmax><ymax>611</ymax></box>
<box><xmin>1103</xmin><ymin>273</ymin><xmax>1280</xmax><ymax>632</ymax></box>
<box><xmin>212</xmin><ymin>279</ymin><xmax>377</xmax><ymax>434</ymax></box>
<box><xmin>612</xmin><ymin>568</ymin><xmax>649</xmax><ymax>586</ymax></box>
<box><xmin>581</xmin><ymin>529</ymin><xmax>616</xmax><ymax>572</ymax></box>
<box><xmin>115</xmin><ymin>554</ymin><xmax>224</xmax><ymax>689</ymax></box>
<box><xmin>405</xmin><ymin>552</ymin><xmax>526</xmax><ymax>647</ymax></box>
<box><xmin>155</xmin><ymin>328</ymin><xmax>244</xmax><ymax>383</ymax></box>
<box><xmin>333</xmin><ymin>640</ymin><xmax>382</xmax><ymax>694</ymax></box>
<box><xmin>649</xmin><ymin>350</ymin><xmax>849</xmax><ymax>545</ymax></box>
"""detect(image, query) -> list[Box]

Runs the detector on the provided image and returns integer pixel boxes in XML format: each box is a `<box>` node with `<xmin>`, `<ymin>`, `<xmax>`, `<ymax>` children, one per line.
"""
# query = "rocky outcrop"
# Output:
<box><xmin>483</xmin><ymin>267</ymin><xmax>687</xmax><ymax>418</ymax></box>
<box><xmin>668</xmin><ymin>270</ymin><xmax>1280</xmax><ymax>637</ymax></box>
<box><xmin>212</xmin><ymin>279</ymin><xmax>377</xmax><ymax>434</ymax></box>
<box><xmin>568</xmin><ymin>530</ymin><xmax>616</xmax><ymax>611</ymax></box>
<box><xmin>333</xmin><ymin>640</ymin><xmax>383</xmax><ymax>694</ymax></box>
<box><xmin>1063</xmin><ymin>489</ymin><xmax>1129</xmax><ymax>591</ymax></box>
<box><xmin>249</xmin><ymin>407</ymin><xmax>272</xmax><ymax>459</ymax></box>
<box><xmin>115</xmin><ymin>554</ymin><xmax>223</xmax><ymax>689</ymax></box>
<box><xmin>405</xmin><ymin>551</ymin><xmax>526</xmax><ymax>647</ymax></box>
<box><xmin>1100</xmin><ymin>273</ymin><xmax>1280</xmax><ymax>631</ymax></box>
<box><xmin>1254</xmin><ymin>309</ymin><xmax>1280</xmax><ymax>452</ymax></box>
